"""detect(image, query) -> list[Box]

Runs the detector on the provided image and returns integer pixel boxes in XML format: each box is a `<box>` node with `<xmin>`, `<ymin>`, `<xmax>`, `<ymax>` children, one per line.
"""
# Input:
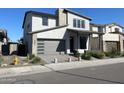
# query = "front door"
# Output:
<box><xmin>70</xmin><ymin>36</ymin><xmax>74</xmax><ymax>53</ymax></box>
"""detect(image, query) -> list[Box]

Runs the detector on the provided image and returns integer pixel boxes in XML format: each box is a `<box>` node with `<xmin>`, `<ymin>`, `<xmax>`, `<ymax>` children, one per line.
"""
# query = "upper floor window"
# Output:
<box><xmin>81</xmin><ymin>20</ymin><xmax>85</xmax><ymax>28</ymax></box>
<box><xmin>42</xmin><ymin>17</ymin><xmax>48</xmax><ymax>26</ymax></box>
<box><xmin>73</xmin><ymin>18</ymin><xmax>85</xmax><ymax>28</ymax></box>
<box><xmin>98</xmin><ymin>27</ymin><xmax>103</xmax><ymax>32</ymax></box>
<box><xmin>115</xmin><ymin>28</ymin><xmax>120</xmax><ymax>32</ymax></box>
<box><xmin>73</xmin><ymin>19</ymin><xmax>76</xmax><ymax>27</ymax></box>
<box><xmin>78</xmin><ymin>20</ymin><xmax>81</xmax><ymax>28</ymax></box>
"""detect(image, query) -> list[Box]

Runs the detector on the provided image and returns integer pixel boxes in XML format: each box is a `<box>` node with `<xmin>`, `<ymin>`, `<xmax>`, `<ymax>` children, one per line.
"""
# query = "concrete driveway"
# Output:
<box><xmin>1</xmin><ymin>62</ymin><xmax>124</xmax><ymax>84</ymax></box>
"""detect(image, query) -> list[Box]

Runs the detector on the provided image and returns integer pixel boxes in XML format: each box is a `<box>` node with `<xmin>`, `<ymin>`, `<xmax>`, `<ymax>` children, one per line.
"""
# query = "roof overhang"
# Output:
<box><xmin>63</xmin><ymin>9</ymin><xmax>92</xmax><ymax>21</ymax></box>
<box><xmin>110</xmin><ymin>31</ymin><xmax>124</xmax><ymax>36</ymax></box>
<box><xmin>67</xmin><ymin>28</ymin><xmax>105</xmax><ymax>35</ymax></box>
<box><xmin>28</xmin><ymin>24</ymin><xmax>68</xmax><ymax>34</ymax></box>
<box><xmin>22</xmin><ymin>11</ymin><xmax>57</xmax><ymax>28</ymax></box>
<box><xmin>106</xmin><ymin>23</ymin><xmax>124</xmax><ymax>28</ymax></box>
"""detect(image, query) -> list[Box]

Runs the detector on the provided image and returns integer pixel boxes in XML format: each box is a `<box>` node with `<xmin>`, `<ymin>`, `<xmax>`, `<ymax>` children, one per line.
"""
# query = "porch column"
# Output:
<box><xmin>88</xmin><ymin>34</ymin><xmax>92</xmax><ymax>50</ymax></box>
<box><xmin>32</xmin><ymin>34</ymin><xmax>37</xmax><ymax>55</ymax></box>
<box><xmin>99</xmin><ymin>34</ymin><xmax>103</xmax><ymax>52</ymax></box>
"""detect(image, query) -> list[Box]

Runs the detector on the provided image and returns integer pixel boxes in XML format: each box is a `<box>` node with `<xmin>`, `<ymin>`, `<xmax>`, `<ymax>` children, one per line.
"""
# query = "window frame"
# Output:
<box><xmin>42</xmin><ymin>16</ymin><xmax>48</xmax><ymax>26</ymax></box>
<box><xmin>115</xmin><ymin>28</ymin><xmax>120</xmax><ymax>32</ymax></box>
<box><xmin>81</xmin><ymin>20</ymin><xmax>85</xmax><ymax>28</ymax></box>
<box><xmin>73</xmin><ymin>19</ymin><xmax>77</xmax><ymax>27</ymax></box>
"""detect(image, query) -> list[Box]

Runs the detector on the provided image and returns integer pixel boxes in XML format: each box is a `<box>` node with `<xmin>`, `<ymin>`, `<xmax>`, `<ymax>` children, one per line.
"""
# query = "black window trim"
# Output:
<box><xmin>73</xmin><ymin>18</ymin><xmax>85</xmax><ymax>28</ymax></box>
<box><xmin>42</xmin><ymin>16</ymin><xmax>48</xmax><ymax>26</ymax></box>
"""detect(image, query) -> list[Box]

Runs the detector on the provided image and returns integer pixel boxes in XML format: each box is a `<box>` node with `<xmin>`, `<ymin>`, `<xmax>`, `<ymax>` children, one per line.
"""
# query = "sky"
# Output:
<box><xmin>0</xmin><ymin>8</ymin><xmax>124</xmax><ymax>42</ymax></box>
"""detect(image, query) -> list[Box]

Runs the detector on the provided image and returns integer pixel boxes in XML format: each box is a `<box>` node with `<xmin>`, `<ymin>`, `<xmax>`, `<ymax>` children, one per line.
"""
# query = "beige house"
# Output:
<box><xmin>22</xmin><ymin>8</ymin><xmax>124</xmax><ymax>56</ymax></box>
<box><xmin>22</xmin><ymin>9</ymin><xmax>104</xmax><ymax>55</ymax></box>
<box><xmin>90</xmin><ymin>23</ymin><xmax>124</xmax><ymax>52</ymax></box>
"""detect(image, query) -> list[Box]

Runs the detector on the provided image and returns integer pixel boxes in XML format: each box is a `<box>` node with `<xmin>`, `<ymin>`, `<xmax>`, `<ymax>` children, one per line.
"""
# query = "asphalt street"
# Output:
<box><xmin>1</xmin><ymin>62</ymin><xmax>124</xmax><ymax>84</ymax></box>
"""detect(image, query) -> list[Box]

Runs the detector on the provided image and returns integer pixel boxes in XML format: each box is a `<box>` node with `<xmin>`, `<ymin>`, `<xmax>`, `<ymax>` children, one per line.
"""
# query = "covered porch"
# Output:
<box><xmin>66</xmin><ymin>28</ymin><xmax>104</xmax><ymax>54</ymax></box>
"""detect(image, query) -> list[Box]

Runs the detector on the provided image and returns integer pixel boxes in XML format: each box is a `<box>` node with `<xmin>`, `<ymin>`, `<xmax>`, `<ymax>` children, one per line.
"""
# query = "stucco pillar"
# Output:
<box><xmin>119</xmin><ymin>35</ymin><xmax>124</xmax><ymax>52</ymax></box>
<box><xmin>32</xmin><ymin>34</ymin><xmax>37</xmax><ymax>56</ymax></box>
<box><xmin>88</xmin><ymin>34</ymin><xmax>92</xmax><ymax>50</ymax></box>
<box><xmin>99</xmin><ymin>34</ymin><xmax>103</xmax><ymax>52</ymax></box>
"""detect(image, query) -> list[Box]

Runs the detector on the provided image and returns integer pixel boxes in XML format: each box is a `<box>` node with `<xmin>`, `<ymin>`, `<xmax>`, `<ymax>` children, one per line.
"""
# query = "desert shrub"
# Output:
<box><xmin>120</xmin><ymin>52</ymin><xmax>124</xmax><ymax>57</ymax></box>
<box><xmin>73</xmin><ymin>50</ymin><xmax>81</xmax><ymax>57</ymax></box>
<box><xmin>104</xmin><ymin>48</ymin><xmax>121</xmax><ymax>58</ymax></box>
<box><xmin>31</xmin><ymin>57</ymin><xmax>41</xmax><ymax>64</ymax></box>
<box><xmin>104</xmin><ymin>52</ymin><xmax>111</xmax><ymax>57</ymax></box>
<box><xmin>91</xmin><ymin>52</ymin><xmax>105</xmax><ymax>59</ymax></box>
<box><xmin>0</xmin><ymin>55</ymin><xmax>4</xmax><ymax>66</ymax></box>
<box><xmin>81</xmin><ymin>52</ymin><xmax>91</xmax><ymax>60</ymax></box>
<box><xmin>27</xmin><ymin>54</ymin><xmax>35</xmax><ymax>60</ymax></box>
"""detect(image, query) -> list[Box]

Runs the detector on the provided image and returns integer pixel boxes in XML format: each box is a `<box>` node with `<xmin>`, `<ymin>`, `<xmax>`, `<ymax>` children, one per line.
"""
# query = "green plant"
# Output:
<box><xmin>104</xmin><ymin>52</ymin><xmax>111</xmax><ymax>57</ymax></box>
<box><xmin>104</xmin><ymin>48</ymin><xmax>121</xmax><ymax>58</ymax></box>
<box><xmin>0</xmin><ymin>55</ymin><xmax>4</xmax><ymax>66</ymax></box>
<box><xmin>111</xmin><ymin>47</ymin><xmax>117</xmax><ymax>55</ymax></box>
<box><xmin>91</xmin><ymin>52</ymin><xmax>105</xmax><ymax>59</ymax></box>
<box><xmin>81</xmin><ymin>52</ymin><xmax>91</xmax><ymax>60</ymax></box>
<box><xmin>121</xmin><ymin>52</ymin><xmax>124</xmax><ymax>57</ymax></box>
<box><xmin>27</xmin><ymin>54</ymin><xmax>35</xmax><ymax>60</ymax></box>
<box><xmin>31</xmin><ymin>57</ymin><xmax>41</xmax><ymax>64</ymax></box>
<box><xmin>73</xmin><ymin>50</ymin><xmax>81</xmax><ymax>57</ymax></box>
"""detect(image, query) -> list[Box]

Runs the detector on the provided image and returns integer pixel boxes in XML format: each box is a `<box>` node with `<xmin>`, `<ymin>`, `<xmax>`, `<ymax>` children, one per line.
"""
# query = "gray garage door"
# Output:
<box><xmin>37</xmin><ymin>39</ymin><xmax>65</xmax><ymax>55</ymax></box>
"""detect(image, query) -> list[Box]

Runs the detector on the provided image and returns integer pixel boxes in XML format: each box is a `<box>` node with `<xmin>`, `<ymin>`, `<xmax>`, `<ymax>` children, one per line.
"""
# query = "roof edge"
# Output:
<box><xmin>64</xmin><ymin>9</ymin><xmax>92</xmax><ymax>21</ymax></box>
<box><xmin>22</xmin><ymin>10</ymin><xmax>56</xmax><ymax>28</ymax></box>
<box><xmin>28</xmin><ymin>24</ymin><xmax>68</xmax><ymax>34</ymax></box>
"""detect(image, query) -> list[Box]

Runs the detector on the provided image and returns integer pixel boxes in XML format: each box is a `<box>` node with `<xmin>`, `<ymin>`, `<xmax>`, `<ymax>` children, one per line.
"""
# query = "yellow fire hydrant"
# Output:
<box><xmin>13</xmin><ymin>56</ymin><xmax>19</xmax><ymax>65</ymax></box>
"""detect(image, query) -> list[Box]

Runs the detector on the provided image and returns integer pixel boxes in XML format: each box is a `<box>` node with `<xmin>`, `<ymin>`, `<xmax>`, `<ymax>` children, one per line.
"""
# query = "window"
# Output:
<box><xmin>73</xmin><ymin>19</ymin><xmax>76</xmax><ymax>27</ymax></box>
<box><xmin>115</xmin><ymin>28</ymin><xmax>120</xmax><ymax>32</ymax></box>
<box><xmin>78</xmin><ymin>20</ymin><xmax>81</xmax><ymax>28</ymax></box>
<box><xmin>80</xmin><ymin>37</ymin><xmax>87</xmax><ymax>49</ymax></box>
<box><xmin>98</xmin><ymin>27</ymin><xmax>103</xmax><ymax>32</ymax></box>
<box><xmin>81</xmin><ymin>20</ymin><xmax>85</xmax><ymax>28</ymax></box>
<box><xmin>73</xmin><ymin>18</ymin><xmax>85</xmax><ymax>28</ymax></box>
<box><xmin>42</xmin><ymin>17</ymin><xmax>48</xmax><ymax>26</ymax></box>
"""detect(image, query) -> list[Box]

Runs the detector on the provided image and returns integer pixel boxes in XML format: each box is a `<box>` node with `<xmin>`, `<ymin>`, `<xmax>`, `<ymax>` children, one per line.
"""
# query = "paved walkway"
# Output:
<box><xmin>38</xmin><ymin>54</ymin><xmax>78</xmax><ymax>63</ymax></box>
<box><xmin>0</xmin><ymin>57</ymin><xmax>124</xmax><ymax>78</ymax></box>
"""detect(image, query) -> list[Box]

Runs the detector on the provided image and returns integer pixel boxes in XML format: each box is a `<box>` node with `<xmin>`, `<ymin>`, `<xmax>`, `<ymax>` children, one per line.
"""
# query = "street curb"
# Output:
<box><xmin>45</xmin><ymin>57</ymin><xmax>124</xmax><ymax>71</ymax></box>
<box><xmin>0</xmin><ymin>57</ymin><xmax>124</xmax><ymax>78</ymax></box>
<box><xmin>0</xmin><ymin>65</ymin><xmax>51</xmax><ymax>78</ymax></box>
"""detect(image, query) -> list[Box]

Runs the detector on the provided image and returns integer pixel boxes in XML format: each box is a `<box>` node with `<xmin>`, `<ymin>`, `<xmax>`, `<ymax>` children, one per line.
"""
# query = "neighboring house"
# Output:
<box><xmin>91</xmin><ymin>23</ymin><xmax>124</xmax><ymax>52</ymax></box>
<box><xmin>0</xmin><ymin>29</ymin><xmax>8</xmax><ymax>54</ymax></box>
<box><xmin>22</xmin><ymin>9</ymin><xmax>104</xmax><ymax>55</ymax></box>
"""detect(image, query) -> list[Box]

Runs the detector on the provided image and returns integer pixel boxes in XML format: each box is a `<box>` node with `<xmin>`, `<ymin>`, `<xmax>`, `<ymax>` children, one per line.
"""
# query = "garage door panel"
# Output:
<box><xmin>37</xmin><ymin>39</ymin><xmax>65</xmax><ymax>55</ymax></box>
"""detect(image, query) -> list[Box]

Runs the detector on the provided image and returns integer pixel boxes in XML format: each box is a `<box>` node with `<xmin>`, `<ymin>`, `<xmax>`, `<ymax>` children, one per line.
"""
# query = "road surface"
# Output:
<box><xmin>1</xmin><ymin>62</ymin><xmax>124</xmax><ymax>84</ymax></box>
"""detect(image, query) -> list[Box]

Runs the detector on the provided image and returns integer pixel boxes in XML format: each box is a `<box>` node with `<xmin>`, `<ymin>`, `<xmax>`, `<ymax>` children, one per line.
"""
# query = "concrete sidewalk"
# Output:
<box><xmin>0</xmin><ymin>57</ymin><xmax>124</xmax><ymax>78</ymax></box>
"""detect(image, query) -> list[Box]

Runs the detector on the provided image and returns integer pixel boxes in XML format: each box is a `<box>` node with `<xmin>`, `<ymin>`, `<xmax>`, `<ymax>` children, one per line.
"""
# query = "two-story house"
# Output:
<box><xmin>91</xmin><ymin>23</ymin><xmax>124</xmax><ymax>52</ymax></box>
<box><xmin>22</xmin><ymin>9</ymin><xmax>104</xmax><ymax>55</ymax></box>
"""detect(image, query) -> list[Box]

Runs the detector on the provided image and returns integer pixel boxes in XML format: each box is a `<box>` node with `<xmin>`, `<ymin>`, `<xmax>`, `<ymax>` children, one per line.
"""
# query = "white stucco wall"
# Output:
<box><xmin>92</xmin><ymin>26</ymin><xmax>99</xmax><ymax>37</ymax></box>
<box><xmin>103</xmin><ymin>34</ymin><xmax>119</xmax><ymax>41</ymax></box>
<box><xmin>37</xmin><ymin>27</ymin><xmax>67</xmax><ymax>39</ymax></box>
<box><xmin>67</xmin><ymin>12</ymin><xmax>90</xmax><ymax>31</ymax></box>
<box><xmin>32</xmin><ymin>16</ymin><xmax>56</xmax><ymax>31</ymax></box>
<box><xmin>105</xmin><ymin>25</ymin><xmax>123</xmax><ymax>33</ymax></box>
